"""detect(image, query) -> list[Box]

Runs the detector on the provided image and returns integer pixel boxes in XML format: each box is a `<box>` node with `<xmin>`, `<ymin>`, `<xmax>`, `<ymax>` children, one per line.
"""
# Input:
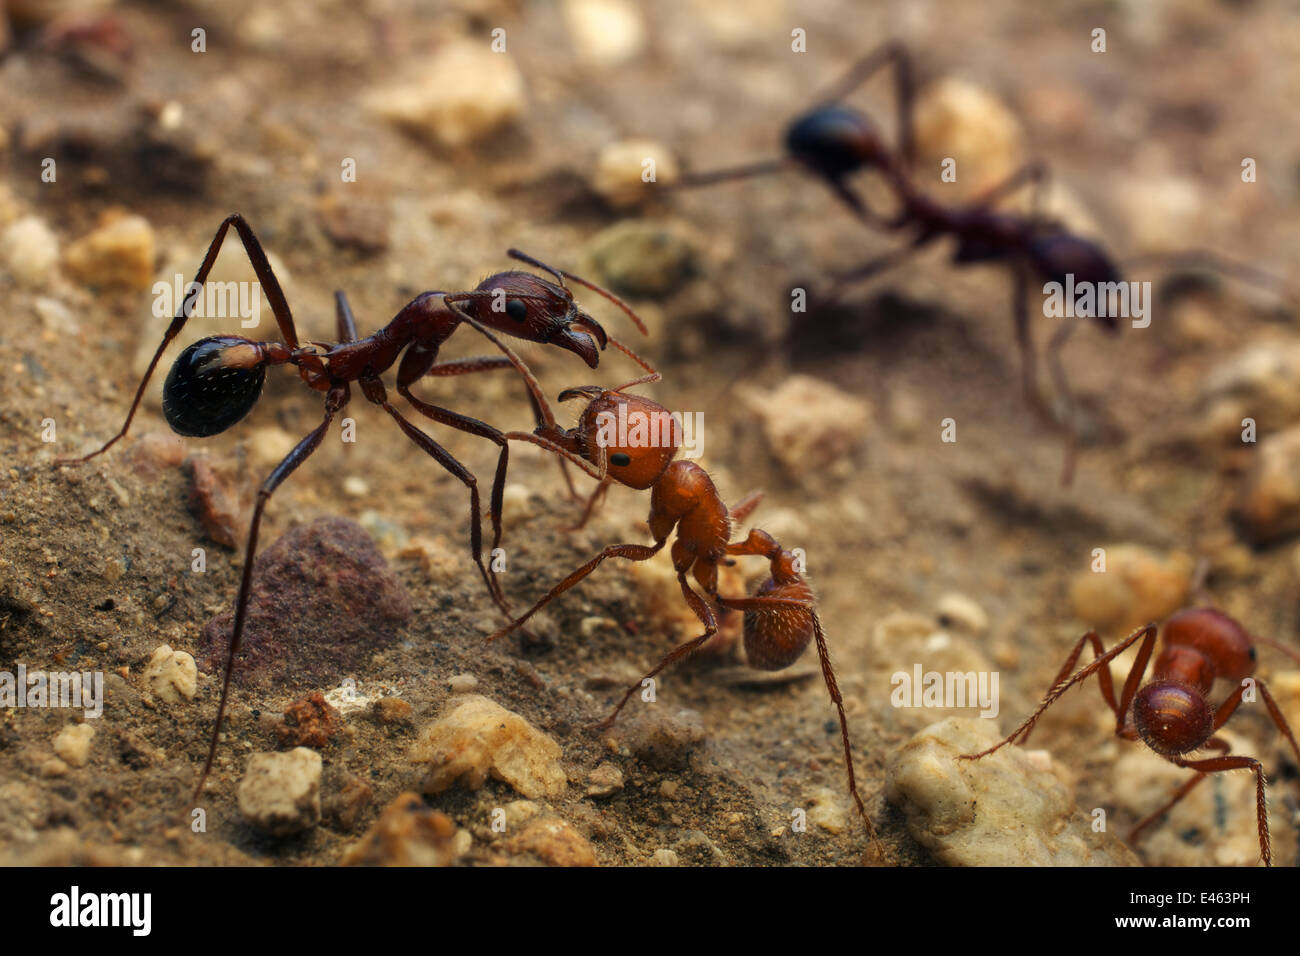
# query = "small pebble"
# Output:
<box><xmin>411</xmin><ymin>695</ymin><xmax>567</xmax><ymax>799</ymax></box>
<box><xmin>1068</xmin><ymin>545</ymin><xmax>1193</xmax><ymax>634</ymax></box>
<box><xmin>649</xmin><ymin>848</ymin><xmax>679</xmax><ymax>866</ymax></box>
<box><xmin>592</xmin><ymin>139</ymin><xmax>676</xmax><ymax>207</ymax></box>
<box><xmin>563</xmin><ymin>0</ymin><xmax>646</xmax><ymax>67</ymax></box>
<box><xmin>238</xmin><ymin>748</ymin><xmax>323</xmax><ymax>836</ymax></box>
<box><xmin>740</xmin><ymin>375</ymin><xmax>871</xmax><ymax>475</ymax></box>
<box><xmin>53</xmin><ymin>723</ymin><xmax>95</xmax><ymax>768</ymax></box>
<box><xmin>586</xmin><ymin>762</ymin><xmax>624</xmax><ymax>798</ymax></box>
<box><xmin>448</xmin><ymin>673</ymin><xmax>479</xmax><ymax>694</ymax></box>
<box><xmin>886</xmin><ymin>717</ymin><xmax>1138</xmax><ymax>865</ymax></box>
<box><xmin>1234</xmin><ymin>425</ymin><xmax>1300</xmax><ymax>544</ymax></box>
<box><xmin>503</xmin><ymin>817</ymin><xmax>597</xmax><ymax>867</ymax></box>
<box><xmin>935</xmin><ymin>592</ymin><xmax>989</xmax><ymax>635</ymax></box>
<box><xmin>341</xmin><ymin>792</ymin><xmax>467</xmax><ymax>866</ymax></box>
<box><xmin>142</xmin><ymin>644</ymin><xmax>197</xmax><ymax>705</ymax></box>
<box><xmin>1</xmin><ymin>215</ymin><xmax>59</xmax><ymax>288</ymax></box>
<box><xmin>583</xmin><ymin>220</ymin><xmax>696</xmax><ymax>299</ymax></box>
<box><xmin>63</xmin><ymin>209</ymin><xmax>156</xmax><ymax>291</ymax></box>
<box><xmin>365</xmin><ymin>41</ymin><xmax>526</xmax><ymax>149</ymax></box>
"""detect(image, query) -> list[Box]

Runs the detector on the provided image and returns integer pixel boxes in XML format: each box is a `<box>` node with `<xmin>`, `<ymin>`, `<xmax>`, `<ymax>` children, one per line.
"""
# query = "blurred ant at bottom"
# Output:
<box><xmin>961</xmin><ymin>607</ymin><xmax>1300</xmax><ymax>866</ymax></box>
<box><xmin>674</xmin><ymin>42</ymin><xmax>1294</xmax><ymax>485</ymax></box>
<box><xmin>490</xmin><ymin>380</ymin><xmax>884</xmax><ymax>856</ymax></box>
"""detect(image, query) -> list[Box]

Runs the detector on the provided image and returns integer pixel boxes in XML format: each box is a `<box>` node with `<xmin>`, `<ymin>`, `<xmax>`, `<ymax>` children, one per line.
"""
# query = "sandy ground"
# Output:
<box><xmin>2</xmin><ymin>0</ymin><xmax>1300</xmax><ymax>866</ymax></box>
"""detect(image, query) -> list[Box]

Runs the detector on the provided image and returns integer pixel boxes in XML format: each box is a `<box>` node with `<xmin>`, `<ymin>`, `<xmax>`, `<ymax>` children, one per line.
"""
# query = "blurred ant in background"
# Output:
<box><xmin>53</xmin><ymin>213</ymin><xmax>654</xmax><ymax>800</ymax></box>
<box><xmin>491</xmin><ymin>381</ymin><xmax>884</xmax><ymax>856</ymax></box>
<box><xmin>676</xmin><ymin>42</ymin><xmax>1293</xmax><ymax>484</ymax></box>
<box><xmin>961</xmin><ymin>607</ymin><xmax>1300</xmax><ymax>865</ymax></box>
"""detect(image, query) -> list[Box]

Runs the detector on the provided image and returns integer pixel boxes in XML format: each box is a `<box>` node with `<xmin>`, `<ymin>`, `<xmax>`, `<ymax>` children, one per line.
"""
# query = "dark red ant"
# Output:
<box><xmin>489</xmin><ymin>382</ymin><xmax>882</xmax><ymax>854</ymax></box>
<box><xmin>675</xmin><ymin>42</ymin><xmax>1292</xmax><ymax>484</ymax></box>
<box><xmin>960</xmin><ymin>607</ymin><xmax>1300</xmax><ymax>866</ymax></box>
<box><xmin>52</xmin><ymin>213</ymin><xmax>655</xmax><ymax>800</ymax></box>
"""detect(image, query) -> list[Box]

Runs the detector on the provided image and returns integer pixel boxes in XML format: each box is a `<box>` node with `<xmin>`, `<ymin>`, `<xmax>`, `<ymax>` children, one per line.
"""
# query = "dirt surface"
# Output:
<box><xmin>2</xmin><ymin>0</ymin><xmax>1300</xmax><ymax>867</ymax></box>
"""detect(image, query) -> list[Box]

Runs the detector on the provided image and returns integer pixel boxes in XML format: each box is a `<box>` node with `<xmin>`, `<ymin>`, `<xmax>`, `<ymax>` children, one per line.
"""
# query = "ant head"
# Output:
<box><xmin>784</xmin><ymin>104</ymin><xmax>889</xmax><ymax>180</ymax></box>
<box><xmin>162</xmin><ymin>336</ymin><xmax>265</xmax><ymax>437</ymax></box>
<box><xmin>466</xmin><ymin>271</ymin><xmax>608</xmax><ymax>369</ymax></box>
<box><xmin>1133</xmin><ymin>680</ymin><xmax>1213</xmax><ymax>757</ymax></box>
<box><xmin>1162</xmin><ymin>607</ymin><xmax>1256</xmax><ymax>682</ymax></box>
<box><xmin>1028</xmin><ymin>231</ymin><xmax>1124</xmax><ymax>331</ymax></box>
<box><xmin>565</xmin><ymin>388</ymin><xmax>680</xmax><ymax>490</ymax></box>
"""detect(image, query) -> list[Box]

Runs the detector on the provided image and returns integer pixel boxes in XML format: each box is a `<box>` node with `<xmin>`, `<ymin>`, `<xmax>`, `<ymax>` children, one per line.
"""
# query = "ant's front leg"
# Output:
<box><xmin>960</xmin><ymin>624</ymin><xmax>1157</xmax><ymax>761</ymax></box>
<box><xmin>59</xmin><ymin>214</ymin><xmax>303</xmax><ymax>464</ymax></box>
<box><xmin>969</xmin><ymin>161</ymin><xmax>1050</xmax><ymax>221</ymax></box>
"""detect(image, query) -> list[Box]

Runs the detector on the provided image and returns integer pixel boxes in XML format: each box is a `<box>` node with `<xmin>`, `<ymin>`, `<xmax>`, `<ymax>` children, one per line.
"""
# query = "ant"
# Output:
<box><xmin>960</xmin><ymin>607</ymin><xmax>1300</xmax><ymax>866</ymax></box>
<box><xmin>488</xmin><ymin>381</ymin><xmax>883</xmax><ymax>855</ymax></box>
<box><xmin>53</xmin><ymin>213</ymin><xmax>655</xmax><ymax>800</ymax></box>
<box><xmin>675</xmin><ymin>42</ymin><xmax>1291</xmax><ymax>484</ymax></box>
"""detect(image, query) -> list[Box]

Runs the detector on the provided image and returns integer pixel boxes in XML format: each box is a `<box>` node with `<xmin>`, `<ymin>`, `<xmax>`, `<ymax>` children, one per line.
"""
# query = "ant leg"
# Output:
<box><xmin>1253</xmin><ymin>680</ymin><xmax>1300</xmax><ymax>768</ymax></box>
<box><xmin>1016</xmin><ymin>630</ymin><xmax>1116</xmax><ymax>745</ymax></box>
<box><xmin>969</xmin><ymin>161</ymin><xmax>1050</xmax><ymax>218</ymax></box>
<box><xmin>1128</xmin><ymin>736</ymin><xmax>1230</xmax><ymax>850</ymax></box>
<box><xmin>728</xmin><ymin>490</ymin><xmax>764</xmax><ymax>526</ymax></box>
<box><xmin>717</xmin><ymin>592</ymin><xmax>882</xmax><ymax>854</ymax></box>
<box><xmin>1167</xmin><ymin>750</ymin><xmax>1272</xmax><ymax>866</ymax></box>
<box><xmin>599</xmin><ymin>571</ymin><xmax>719</xmax><ymax>729</ymax></box>
<box><xmin>335</xmin><ymin>291</ymin><xmax>359</xmax><ymax>343</ymax></box>
<box><xmin>573</xmin><ymin>476</ymin><xmax>612</xmax><ymax>530</ymax></box>
<box><xmin>193</xmin><ymin>383</ymin><xmax>349</xmax><ymax>801</ymax></box>
<box><xmin>812</xmin><ymin>40</ymin><xmax>916</xmax><ymax>167</ymax></box>
<box><xmin>817</xmin><ymin>238</ymin><xmax>934</xmax><ymax>311</ymax></box>
<box><xmin>486</xmin><ymin>538</ymin><xmax>667</xmax><ymax>642</ymax></box>
<box><xmin>960</xmin><ymin>624</ymin><xmax>1157</xmax><ymax>760</ymax></box>
<box><xmin>59</xmin><ymin>213</ymin><xmax>301</xmax><ymax>465</ymax></box>
<box><xmin>1044</xmin><ymin>315</ymin><xmax>1081</xmax><ymax>486</ymax></box>
<box><xmin>377</xmin><ymin>384</ymin><xmax>512</xmax><ymax>616</ymax></box>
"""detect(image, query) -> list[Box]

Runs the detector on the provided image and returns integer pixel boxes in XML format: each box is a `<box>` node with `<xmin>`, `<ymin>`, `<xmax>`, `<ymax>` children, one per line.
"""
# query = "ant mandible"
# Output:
<box><xmin>960</xmin><ymin>607</ymin><xmax>1300</xmax><ymax>866</ymax></box>
<box><xmin>489</xmin><ymin>381</ymin><xmax>883</xmax><ymax>855</ymax></box>
<box><xmin>53</xmin><ymin>213</ymin><xmax>655</xmax><ymax>800</ymax></box>
<box><xmin>674</xmin><ymin>42</ymin><xmax>1289</xmax><ymax>484</ymax></box>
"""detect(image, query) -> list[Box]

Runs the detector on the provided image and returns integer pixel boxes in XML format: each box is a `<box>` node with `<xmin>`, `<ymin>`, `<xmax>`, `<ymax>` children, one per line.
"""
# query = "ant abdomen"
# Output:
<box><xmin>743</xmin><ymin>577</ymin><xmax>815</xmax><ymax>670</ymax></box>
<box><xmin>784</xmin><ymin>105</ymin><xmax>886</xmax><ymax>179</ymax></box>
<box><xmin>1133</xmin><ymin>682</ymin><xmax>1213</xmax><ymax>756</ymax></box>
<box><xmin>162</xmin><ymin>336</ymin><xmax>266</xmax><ymax>438</ymax></box>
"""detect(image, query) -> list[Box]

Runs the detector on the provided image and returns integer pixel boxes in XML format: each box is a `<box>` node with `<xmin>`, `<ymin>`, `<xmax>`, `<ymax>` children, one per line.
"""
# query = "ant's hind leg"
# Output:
<box><xmin>59</xmin><ymin>214</ymin><xmax>302</xmax><ymax>465</ymax></box>
<box><xmin>194</xmin><ymin>383</ymin><xmax>349</xmax><ymax>802</ymax></box>
<box><xmin>599</xmin><ymin>572</ymin><xmax>718</xmax><ymax>729</ymax></box>
<box><xmin>335</xmin><ymin>291</ymin><xmax>359</xmax><ymax>343</ymax></box>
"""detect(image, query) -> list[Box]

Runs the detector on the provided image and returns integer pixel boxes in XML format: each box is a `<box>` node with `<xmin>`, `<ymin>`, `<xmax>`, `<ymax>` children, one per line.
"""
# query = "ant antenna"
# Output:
<box><xmin>508</xmin><ymin>249</ymin><xmax>651</xmax><ymax>336</ymax></box>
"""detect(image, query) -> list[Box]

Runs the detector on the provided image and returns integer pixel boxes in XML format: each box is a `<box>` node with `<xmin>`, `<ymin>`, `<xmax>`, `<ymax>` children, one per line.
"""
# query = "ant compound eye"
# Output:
<box><xmin>162</xmin><ymin>336</ymin><xmax>266</xmax><ymax>438</ymax></box>
<box><xmin>610</xmin><ymin>452</ymin><xmax>632</xmax><ymax>467</ymax></box>
<box><xmin>505</xmin><ymin>298</ymin><xmax>528</xmax><ymax>322</ymax></box>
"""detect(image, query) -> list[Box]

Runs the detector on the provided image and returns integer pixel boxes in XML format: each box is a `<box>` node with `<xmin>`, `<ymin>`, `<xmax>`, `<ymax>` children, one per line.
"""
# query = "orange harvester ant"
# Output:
<box><xmin>489</xmin><ymin>382</ymin><xmax>882</xmax><ymax>852</ymax></box>
<box><xmin>53</xmin><ymin>213</ymin><xmax>656</xmax><ymax>800</ymax></box>
<box><xmin>676</xmin><ymin>42</ymin><xmax>1291</xmax><ymax>484</ymax></box>
<box><xmin>960</xmin><ymin>608</ymin><xmax>1300</xmax><ymax>866</ymax></box>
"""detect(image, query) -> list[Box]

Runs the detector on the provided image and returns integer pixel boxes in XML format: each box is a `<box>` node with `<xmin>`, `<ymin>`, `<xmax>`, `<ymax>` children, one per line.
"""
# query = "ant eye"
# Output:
<box><xmin>162</xmin><ymin>336</ymin><xmax>265</xmax><ymax>438</ymax></box>
<box><xmin>610</xmin><ymin>452</ymin><xmax>632</xmax><ymax>467</ymax></box>
<box><xmin>505</xmin><ymin>299</ymin><xmax>528</xmax><ymax>322</ymax></box>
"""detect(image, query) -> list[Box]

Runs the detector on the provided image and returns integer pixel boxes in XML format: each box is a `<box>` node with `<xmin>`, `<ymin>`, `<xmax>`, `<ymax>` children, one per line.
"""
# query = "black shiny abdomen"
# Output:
<box><xmin>784</xmin><ymin>105</ymin><xmax>879</xmax><ymax>179</ymax></box>
<box><xmin>162</xmin><ymin>336</ymin><xmax>265</xmax><ymax>437</ymax></box>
